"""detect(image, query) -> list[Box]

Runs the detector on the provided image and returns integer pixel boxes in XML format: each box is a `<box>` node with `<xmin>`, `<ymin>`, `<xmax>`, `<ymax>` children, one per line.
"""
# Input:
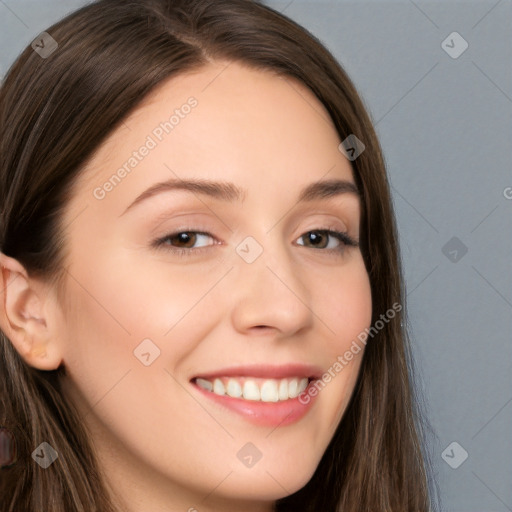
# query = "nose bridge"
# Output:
<box><xmin>229</xmin><ymin>229</ymin><xmax>313</xmax><ymax>334</ymax></box>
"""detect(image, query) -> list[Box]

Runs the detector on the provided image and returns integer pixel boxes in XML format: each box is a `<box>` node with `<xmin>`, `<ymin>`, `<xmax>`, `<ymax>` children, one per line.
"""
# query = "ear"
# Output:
<box><xmin>0</xmin><ymin>252</ymin><xmax>63</xmax><ymax>371</ymax></box>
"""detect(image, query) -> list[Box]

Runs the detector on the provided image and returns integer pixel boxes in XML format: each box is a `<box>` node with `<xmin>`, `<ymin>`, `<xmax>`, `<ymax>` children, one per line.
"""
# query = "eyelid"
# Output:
<box><xmin>151</xmin><ymin>223</ymin><xmax>358</xmax><ymax>257</ymax></box>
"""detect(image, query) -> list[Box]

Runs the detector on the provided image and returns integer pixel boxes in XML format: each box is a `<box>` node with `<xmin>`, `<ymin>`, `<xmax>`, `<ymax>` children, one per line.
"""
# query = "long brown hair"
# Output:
<box><xmin>0</xmin><ymin>0</ymin><xmax>438</xmax><ymax>510</ymax></box>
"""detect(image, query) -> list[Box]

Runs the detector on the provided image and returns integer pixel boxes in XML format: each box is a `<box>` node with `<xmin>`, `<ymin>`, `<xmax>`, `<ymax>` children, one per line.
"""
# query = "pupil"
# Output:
<box><xmin>177</xmin><ymin>232</ymin><xmax>194</xmax><ymax>247</ymax></box>
<box><xmin>309</xmin><ymin>231</ymin><xmax>324</xmax><ymax>247</ymax></box>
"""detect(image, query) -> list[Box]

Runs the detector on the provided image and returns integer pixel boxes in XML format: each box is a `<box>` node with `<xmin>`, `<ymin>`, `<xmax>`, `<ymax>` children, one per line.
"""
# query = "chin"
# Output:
<box><xmin>216</xmin><ymin>460</ymin><xmax>318</xmax><ymax>501</ymax></box>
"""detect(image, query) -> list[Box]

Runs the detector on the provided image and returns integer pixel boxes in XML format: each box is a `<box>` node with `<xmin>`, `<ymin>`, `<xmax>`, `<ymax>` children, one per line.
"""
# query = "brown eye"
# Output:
<box><xmin>297</xmin><ymin>229</ymin><xmax>358</xmax><ymax>252</ymax></box>
<box><xmin>300</xmin><ymin>230</ymin><xmax>330</xmax><ymax>249</ymax></box>
<box><xmin>152</xmin><ymin>227</ymin><xmax>357</xmax><ymax>258</ymax></box>
<box><xmin>166</xmin><ymin>232</ymin><xmax>198</xmax><ymax>249</ymax></box>
<box><xmin>153</xmin><ymin>229</ymin><xmax>217</xmax><ymax>257</ymax></box>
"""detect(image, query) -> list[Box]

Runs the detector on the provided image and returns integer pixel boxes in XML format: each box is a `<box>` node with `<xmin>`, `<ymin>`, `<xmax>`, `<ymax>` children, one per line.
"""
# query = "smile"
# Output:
<box><xmin>189</xmin><ymin>364</ymin><xmax>322</xmax><ymax>427</ymax></box>
<box><xmin>194</xmin><ymin>376</ymin><xmax>310</xmax><ymax>402</ymax></box>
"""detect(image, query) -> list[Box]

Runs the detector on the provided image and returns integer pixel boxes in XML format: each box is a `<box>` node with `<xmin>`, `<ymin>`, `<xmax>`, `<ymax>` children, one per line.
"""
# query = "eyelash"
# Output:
<box><xmin>152</xmin><ymin>226</ymin><xmax>358</xmax><ymax>258</ymax></box>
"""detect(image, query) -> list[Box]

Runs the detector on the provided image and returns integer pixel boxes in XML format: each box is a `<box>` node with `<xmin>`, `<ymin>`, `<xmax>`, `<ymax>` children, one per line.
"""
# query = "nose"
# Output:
<box><xmin>229</xmin><ymin>235</ymin><xmax>314</xmax><ymax>337</ymax></box>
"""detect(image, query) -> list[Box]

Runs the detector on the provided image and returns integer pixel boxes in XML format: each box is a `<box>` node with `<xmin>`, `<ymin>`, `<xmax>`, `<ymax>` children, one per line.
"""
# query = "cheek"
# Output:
<box><xmin>58</xmin><ymin>260</ymin><xmax>228</xmax><ymax>477</ymax></box>
<box><xmin>310</xmin><ymin>255</ymin><xmax>372</xmax><ymax>425</ymax></box>
<box><xmin>58</xmin><ymin>253</ymin><xmax>226</xmax><ymax>415</ymax></box>
<box><xmin>322</xmin><ymin>255</ymin><xmax>373</xmax><ymax>347</ymax></box>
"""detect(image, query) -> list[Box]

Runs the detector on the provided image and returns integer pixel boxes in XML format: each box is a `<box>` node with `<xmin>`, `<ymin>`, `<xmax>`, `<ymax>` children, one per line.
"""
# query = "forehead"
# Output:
<box><xmin>67</xmin><ymin>60</ymin><xmax>355</xmax><ymax>219</ymax></box>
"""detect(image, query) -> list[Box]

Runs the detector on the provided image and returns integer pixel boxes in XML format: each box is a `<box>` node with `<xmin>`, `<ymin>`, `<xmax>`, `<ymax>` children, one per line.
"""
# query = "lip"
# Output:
<box><xmin>191</xmin><ymin>363</ymin><xmax>323</xmax><ymax>380</ymax></box>
<box><xmin>190</xmin><ymin>364</ymin><xmax>322</xmax><ymax>427</ymax></box>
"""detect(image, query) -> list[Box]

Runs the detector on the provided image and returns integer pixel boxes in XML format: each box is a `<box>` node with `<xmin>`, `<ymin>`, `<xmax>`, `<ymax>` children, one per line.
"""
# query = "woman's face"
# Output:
<box><xmin>56</xmin><ymin>61</ymin><xmax>372</xmax><ymax>511</ymax></box>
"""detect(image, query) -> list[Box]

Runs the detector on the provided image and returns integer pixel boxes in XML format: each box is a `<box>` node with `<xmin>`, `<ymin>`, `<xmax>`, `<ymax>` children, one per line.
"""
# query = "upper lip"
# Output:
<box><xmin>191</xmin><ymin>363</ymin><xmax>323</xmax><ymax>381</ymax></box>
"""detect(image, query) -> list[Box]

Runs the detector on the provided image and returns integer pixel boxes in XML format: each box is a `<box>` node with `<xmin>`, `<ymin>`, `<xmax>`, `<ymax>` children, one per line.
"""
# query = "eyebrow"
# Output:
<box><xmin>120</xmin><ymin>177</ymin><xmax>360</xmax><ymax>216</ymax></box>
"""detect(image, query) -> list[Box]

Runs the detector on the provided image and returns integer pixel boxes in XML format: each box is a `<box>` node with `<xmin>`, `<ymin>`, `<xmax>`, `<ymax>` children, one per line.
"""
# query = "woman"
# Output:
<box><xmin>0</xmin><ymin>0</ymin><xmax>437</xmax><ymax>510</ymax></box>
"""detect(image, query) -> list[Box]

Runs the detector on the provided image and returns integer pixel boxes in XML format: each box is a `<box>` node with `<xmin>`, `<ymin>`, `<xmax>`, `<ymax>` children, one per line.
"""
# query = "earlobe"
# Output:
<box><xmin>0</xmin><ymin>253</ymin><xmax>63</xmax><ymax>371</ymax></box>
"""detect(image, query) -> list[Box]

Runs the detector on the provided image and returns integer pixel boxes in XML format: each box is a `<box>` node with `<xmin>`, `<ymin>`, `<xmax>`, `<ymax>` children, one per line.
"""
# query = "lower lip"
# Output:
<box><xmin>191</xmin><ymin>380</ymin><xmax>318</xmax><ymax>427</ymax></box>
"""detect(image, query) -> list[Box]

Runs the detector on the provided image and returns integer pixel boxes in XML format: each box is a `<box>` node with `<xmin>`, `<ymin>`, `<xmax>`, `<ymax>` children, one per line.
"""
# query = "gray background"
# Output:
<box><xmin>1</xmin><ymin>1</ymin><xmax>511</xmax><ymax>510</ymax></box>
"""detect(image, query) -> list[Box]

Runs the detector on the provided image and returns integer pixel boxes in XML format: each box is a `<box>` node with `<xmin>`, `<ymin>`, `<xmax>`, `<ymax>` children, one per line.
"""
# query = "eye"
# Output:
<box><xmin>152</xmin><ymin>227</ymin><xmax>358</xmax><ymax>257</ymax></box>
<box><xmin>153</xmin><ymin>230</ymin><xmax>215</xmax><ymax>256</ymax></box>
<box><xmin>296</xmin><ymin>229</ymin><xmax>358</xmax><ymax>252</ymax></box>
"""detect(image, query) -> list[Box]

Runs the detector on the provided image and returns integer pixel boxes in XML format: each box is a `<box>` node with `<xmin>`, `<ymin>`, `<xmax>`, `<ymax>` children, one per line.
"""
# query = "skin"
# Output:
<box><xmin>0</xmin><ymin>61</ymin><xmax>372</xmax><ymax>512</ymax></box>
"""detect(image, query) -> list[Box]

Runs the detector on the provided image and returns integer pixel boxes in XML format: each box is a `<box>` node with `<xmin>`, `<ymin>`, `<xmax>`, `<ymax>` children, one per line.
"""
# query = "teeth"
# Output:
<box><xmin>243</xmin><ymin>380</ymin><xmax>260</xmax><ymax>401</ymax></box>
<box><xmin>298</xmin><ymin>378</ymin><xmax>308</xmax><ymax>393</ymax></box>
<box><xmin>226</xmin><ymin>379</ymin><xmax>242</xmax><ymax>398</ymax></box>
<box><xmin>196</xmin><ymin>376</ymin><xmax>310</xmax><ymax>402</ymax></box>
<box><xmin>278</xmin><ymin>379</ymin><xmax>288</xmax><ymax>400</ymax></box>
<box><xmin>213</xmin><ymin>378</ymin><xmax>225</xmax><ymax>395</ymax></box>
<box><xmin>196</xmin><ymin>378</ymin><xmax>213</xmax><ymax>392</ymax></box>
<box><xmin>288</xmin><ymin>378</ymin><xmax>299</xmax><ymax>398</ymax></box>
<box><xmin>260</xmin><ymin>380</ymin><xmax>279</xmax><ymax>402</ymax></box>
